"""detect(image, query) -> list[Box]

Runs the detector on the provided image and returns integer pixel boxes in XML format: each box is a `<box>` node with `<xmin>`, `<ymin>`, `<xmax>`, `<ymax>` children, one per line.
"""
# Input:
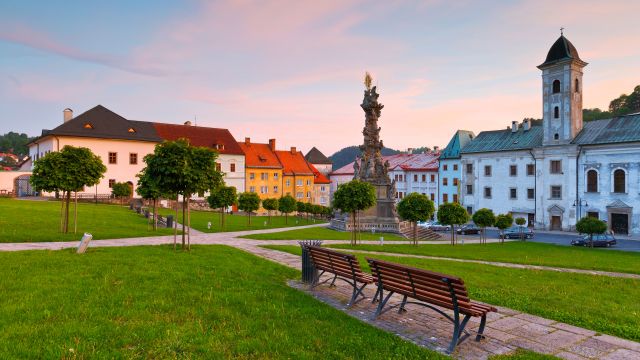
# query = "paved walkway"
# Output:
<box><xmin>1</xmin><ymin>225</ymin><xmax>639</xmax><ymax>359</ymax></box>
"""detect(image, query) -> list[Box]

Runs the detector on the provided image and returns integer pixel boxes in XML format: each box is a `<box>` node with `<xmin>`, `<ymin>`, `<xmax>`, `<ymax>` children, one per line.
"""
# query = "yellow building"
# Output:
<box><xmin>238</xmin><ymin>138</ymin><xmax>283</xmax><ymax>214</ymax></box>
<box><xmin>275</xmin><ymin>147</ymin><xmax>315</xmax><ymax>204</ymax></box>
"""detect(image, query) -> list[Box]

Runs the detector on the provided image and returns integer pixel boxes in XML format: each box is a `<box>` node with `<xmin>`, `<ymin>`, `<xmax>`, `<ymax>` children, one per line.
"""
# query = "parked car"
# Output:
<box><xmin>456</xmin><ymin>224</ymin><xmax>480</xmax><ymax>235</ymax></box>
<box><xmin>417</xmin><ymin>221</ymin><xmax>433</xmax><ymax>228</ymax></box>
<box><xmin>571</xmin><ymin>233</ymin><xmax>616</xmax><ymax>247</ymax></box>
<box><xmin>503</xmin><ymin>226</ymin><xmax>534</xmax><ymax>239</ymax></box>
<box><xmin>428</xmin><ymin>222</ymin><xmax>451</xmax><ymax>232</ymax></box>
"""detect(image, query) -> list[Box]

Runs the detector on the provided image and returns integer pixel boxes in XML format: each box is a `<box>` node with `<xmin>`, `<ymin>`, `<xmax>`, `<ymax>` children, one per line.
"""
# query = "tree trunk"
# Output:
<box><xmin>181</xmin><ymin>197</ymin><xmax>186</xmax><ymax>249</ymax></box>
<box><xmin>413</xmin><ymin>221</ymin><xmax>417</xmax><ymax>246</ymax></box>
<box><xmin>285</xmin><ymin>213</ymin><xmax>288</xmax><ymax>224</ymax></box>
<box><xmin>187</xmin><ymin>197</ymin><xmax>191</xmax><ymax>251</ymax></box>
<box><xmin>173</xmin><ymin>199</ymin><xmax>178</xmax><ymax>251</ymax></box>
<box><xmin>590</xmin><ymin>233</ymin><xmax>593</xmax><ymax>248</ymax></box>
<box><xmin>74</xmin><ymin>191</ymin><xmax>78</xmax><ymax>234</ymax></box>
<box><xmin>152</xmin><ymin>199</ymin><xmax>157</xmax><ymax>231</ymax></box>
<box><xmin>64</xmin><ymin>191</ymin><xmax>71</xmax><ymax>233</ymax></box>
<box><xmin>248</xmin><ymin>211</ymin><xmax>251</xmax><ymax>226</ymax></box>
<box><xmin>60</xmin><ymin>195</ymin><xmax>65</xmax><ymax>233</ymax></box>
<box><xmin>268</xmin><ymin>210</ymin><xmax>271</xmax><ymax>224</ymax></box>
<box><xmin>220</xmin><ymin>207</ymin><xmax>224</xmax><ymax>230</ymax></box>
<box><xmin>450</xmin><ymin>225</ymin><xmax>455</xmax><ymax>246</ymax></box>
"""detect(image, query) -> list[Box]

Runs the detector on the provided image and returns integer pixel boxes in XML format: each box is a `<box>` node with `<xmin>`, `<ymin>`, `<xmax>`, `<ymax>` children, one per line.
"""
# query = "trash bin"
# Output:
<box><xmin>166</xmin><ymin>215</ymin><xmax>173</xmax><ymax>229</ymax></box>
<box><xmin>298</xmin><ymin>240</ymin><xmax>323</xmax><ymax>284</ymax></box>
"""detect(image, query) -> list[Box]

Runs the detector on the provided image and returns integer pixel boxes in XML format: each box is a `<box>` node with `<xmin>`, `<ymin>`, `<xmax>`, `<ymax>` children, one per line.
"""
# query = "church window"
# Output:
<box><xmin>552</xmin><ymin>80</ymin><xmax>561</xmax><ymax>93</ymax></box>
<box><xmin>554</xmin><ymin>106</ymin><xmax>559</xmax><ymax>119</ymax></box>
<box><xmin>613</xmin><ymin>169</ymin><xmax>626</xmax><ymax>193</ymax></box>
<box><xmin>575</xmin><ymin>79</ymin><xmax>580</xmax><ymax>93</ymax></box>
<box><xmin>586</xmin><ymin>170</ymin><xmax>598</xmax><ymax>193</ymax></box>
<box><xmin>550</xmin><ymin>160</ymin><xmax>562</xmax><ymax>174</ymax></box>
<box><xmin>554</xmin><ymin>133</ymin><xmax>559</xmax><ymax>140</ymax></box>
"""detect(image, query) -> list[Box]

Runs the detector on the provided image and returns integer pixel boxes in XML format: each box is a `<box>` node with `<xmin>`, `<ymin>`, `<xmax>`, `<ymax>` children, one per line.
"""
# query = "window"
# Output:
<box><xmin>586</xmin><ymin>170</ymin><xmax>598</xmax><ymax>192</ymax></box>
<box><xmin>552</xmin><ymin>79</ymin><xmax>561</xmax><ymax>93</ymax></box>
<box><xmin>453</xmin><ymin>164</ymin><xmax>458</xmax><ymax>171</ymax></box>
<box><xmin>430</xmin><ymin>193</ymin><xmax>435</xmax><ymax>201</ymax></box>
<box><xmin>273</xmin><ymin>186</ymin><xmax>279</xmax><ymax>194</ymax></box>
<box><xmin>527</xmin><ymin>188</ymin><xmax>535</xmax><ymax>200</ymax></box>
<box><xmin>453</xmin><ymin>194</ymin><xmax>458</xmax><ymax>203</ymax></box>
<box><xmin>510</xmin><ymin>165</ymin><xmax>517</xmax><ymax>176</ymax></box>
<box><xmin>307</xmin><ymin>191</ymin><xmax>311</xmax><ymax>198</ymax></box>
<box><xmin>527</xmin><ymin>164</ymin><xmax>535</xmax><ymax>176</ymax></box>
<box><xmin>320</xmin><ymin>186</ymin><xmax>326</xmax><ymax>192</ymax></box>
<box><xmin>466</xmin><ymin>163</ymin><xmax>473</xmax><ymax>174</ymax></box>
<box><xmin>484</xmin><ymin>165</ymin><xmax>492</xmax><ymax>176</ymax></box>
<box><xmin>554</xmin><ymin>106</ymin><xmax>559</xmax><ymax>119</ymax></box>
<box><xmin>443</xmin><ymin>164</ymin><xmax>448</xmax><ymax>171</ymax></box>
<box><xmin>466</xmin><ymin>185</ymin><xmax>473</xmax><ymax>195</ymax></box>
<box><xmin>296</xmin><ymin>192</ymin><xmax>303</xmax><ymax>199</ymax></box>
<box><xmin>273</xmin><ymin>173</ymin><xmax>279</xmax><ymax>180</ymax></box>
<box><xmin>286</xmin><ymin>179</ymin><xmax>291</xmax><ymax>187</ymax></box>
<box><xmin>550</xmin><ymin>160</ymin><xmax>562</xmax><ymax>174</ymax></box>
<box><xmin>613</xmin><ymin>169</ymin><xmax>626</xmax><ymax>193</ymax></box>
<box><xmin>83</xmin><ymin>123</ymin><xmax>93</xmax><ymax>129</ymax></box>
<box><xmin>430</xmin><ymin>174</ymin><xmax>435</xmax><ymax>182</ymax></box>
<box><xmin>414</xmin><ymin>174</ymin><xmax>418</xmax><ymax>182</ymax></box>
<box><xmin>453</xmin><ymin>178</ymin><xmax>458</xmax><ymax>186</ymax></box>
<box><xmin>422</xmin><ymin>174</ymin><xmax>426</xmax><ymax>182</ymax></box>
<box><xmin>260</xmin><ymin>186</ymin><xmax>268</xmax><ymax>194</ymax></box>
<box><xmin>466</xmin><ymin>206</ymin><xmax>473</xmax><ymax>215</ymax></box>
<box><xmin>443</xmin><ymin>178</ymin><xmax>448</xmax><ymax>186</ymax></box>
<box><xmin>509</xmin><ymin>188</ymin><xmax>517</xmax><ymax>199</ymax></box>
<box><xmin>484</xmin><ymin>187</ymin><xmax>492</xmax><ymax>198</ymax></box>
<box><xmin>443</xmin><ymin>193</ymin><xmax>448</xmax><ymax>203</ymax></box>
<box><xmin>296</xmin><ymin>180</ymin><xmax>303</xmax><ymax>186</ymax></box>
<box><xmin>554</xmin><ymin>133</ymin><xmax>559</xmax><ymax>140</ymax></box>
<box><xmin>216</xmin><ymin>163</ymin><xmax>222</xmax><ymax>172</ymax></box>
<box><xmin>127</xmin><ymin>127</ymin><xmax>136</xmax><ymax>133</ymax></box>
<box><xmin>551</xmin><ymin>186</ymin><xmax>562</xmax><ymax>199</ymax></box>
<box><xmin>230</xmin><ymin>163</ymin><xmax>235</xmax><ymax>172</ymax></box>
<box><xmin>108</xmin><ymin>152</ymin><xmax>117</xmax><ymax>164</ymax></box>
<box><xmin>129</xmin><ymin>153</ymin><xmax>138</xmax><ymax>165</ymax></box>
<box><xmin>587</xmin><ymin>211</ymin><xmax>598</xmax><ymax>219</ymax></box>
<box><xmin>249</xmin><ymin>186</ymin><xmax>256</xmax><ymax>193</ymax></box>
<box><xmin>575</xmin><ymin>78</ymin><xmax>580</xmax><ymax>93</ymax></box>
<box><xmin>306</xmin><ymin>180</ymin><xmax>311</xmax><ymax>186</ymax></box>
<box><xmin>249</xmin><ymin>172</ymin><xmax>255</xmax><ymax>180</ymax></box>
<box><xmin>108</xmin><ymin>179</ymin><xmax>115</xmax><ymax>188</ymax></box>
<box><xmin>260</xmin><ymin>172</ymin><xmax>267</xmax><ymax>180</ymax></box>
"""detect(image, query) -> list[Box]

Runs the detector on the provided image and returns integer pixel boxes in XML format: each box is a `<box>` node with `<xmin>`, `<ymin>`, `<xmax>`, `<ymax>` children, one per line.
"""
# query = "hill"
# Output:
<box><xmin>329</xmin><ymin>146</ymin><xmax>432</xmax><ymax>170</ymax></box>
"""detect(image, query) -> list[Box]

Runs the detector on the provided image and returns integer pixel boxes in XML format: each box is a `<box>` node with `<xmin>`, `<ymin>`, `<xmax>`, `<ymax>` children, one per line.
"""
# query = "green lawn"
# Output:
<box><xmin>262</xmin><ymin>245</ymin><xmax>640</xmax><ymax>342</ymax></box>
<box><xmin>0</xmin><ymin>245</ymin><xmax>447</xmax><ymax>359</ymax></box>
<box><xmin>157</xmin><ymin>207</ymin><xmax>324</xmax><ymax>233</ymax></box>
<box><xmin>327</xmin><ymin>241</ymin><xmax>640</xmax><ymax>274</ymax></box>
<box><xmin>242</xmin><ymin>226</ymin><xmax>407</xmax><ymax>241</ymax></box>
<box><xmin>0</xmin><ymin>198</ymin><xmax>174</xmax><ymax>243</ymax></box>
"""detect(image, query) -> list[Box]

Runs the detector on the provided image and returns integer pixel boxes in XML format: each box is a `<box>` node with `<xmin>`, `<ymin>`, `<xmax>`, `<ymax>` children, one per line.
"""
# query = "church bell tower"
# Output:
<box><xmin>538</xmin><ymin>31</ymin><xmax>588</xmax><ymax>146</ymax></box>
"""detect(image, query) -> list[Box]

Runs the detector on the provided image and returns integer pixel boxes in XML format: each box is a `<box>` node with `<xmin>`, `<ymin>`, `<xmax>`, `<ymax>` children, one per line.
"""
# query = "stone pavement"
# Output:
<box><xmin>1</xmin><ymin>224</ymin><xmax>639</xmax><ymax>359</ymax></box>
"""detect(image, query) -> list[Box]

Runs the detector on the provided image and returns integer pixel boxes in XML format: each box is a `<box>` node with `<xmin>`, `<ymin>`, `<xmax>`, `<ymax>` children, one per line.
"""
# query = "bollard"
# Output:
<box><xmin>298</xmin><ymin>240</ymin><xmax>323</xmax><ymax>284</ymax></box>
<box><xmin>77</xmin><ymin>233</ymin><xmax>93</xmax><ymax>254</ymax></box>
<box><xmin>207</xmin><ymin>221</ymin><xmax>212</xmax><ymax>230</ymax></box>
<box><xmin>380</xmin><ymin>236</ymin><xmax>384</xmax><ymax>246</ymax></box>
<box><xmin>166</xmin><ymin>215</ymin><xmax>173</xmax><ymax>229</ymax></box>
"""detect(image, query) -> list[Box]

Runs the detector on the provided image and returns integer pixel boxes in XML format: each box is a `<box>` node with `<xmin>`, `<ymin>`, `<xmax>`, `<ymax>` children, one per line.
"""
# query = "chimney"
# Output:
<box><xmin>63</xmin><ymin>108</ymin><xmax>73</xmax><ymax>123</ymax></box>
<box><xmin>245</xmin><ymin>137</ymin><xmax>250</xmax><ymax>145</ymax></box>
<box><xmin>407</xmin><ymin>148</ymin><xmax>414</xmax><ymax>154</ymax></box>
<box><xmin>184</xmin><ymin>121</ymin><xmax>192</xmax><ymax>126</ymax></box>
<box><xmin>523</xmin><ymin>119</ymin><xmax>531</xmax><ymax>131</ymax></box>
<box><xmin>290</xmin><ymin>146</ymin><xmax>296</xmax><ymax>154</ymax></box>
<box><xmin>511</xmin><ymin>121</ymin><xmax>518</xmax><ymax>133</ymax></box>
<box><xmin>433</xmin><ymin>146</ymin><xmax>439</xmax><ymax>152</ymax></box>
<box><xmin>269</xmin><ymin>139</ymin><xmax>276</xmax><ymax>150</ymax></box>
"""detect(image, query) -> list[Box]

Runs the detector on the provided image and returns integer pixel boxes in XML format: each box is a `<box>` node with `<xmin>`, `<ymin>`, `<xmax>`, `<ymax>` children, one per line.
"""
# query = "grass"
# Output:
<box><xmin>241</xmin><ymin>226</ymin><xmax>407</xmax><ymax>241</ymax></box>
<box><xmin>490</xmin><ymin>349</ymin><xmax>559</xmax><ymax>359</ymax></box>
<box><xmin>327</xmin><ymin>241</ymin><xmax>640</xmax><ymax>274</ymax></box>
<box><xmin>157</xmin><ymin>207</ymin><xmax>324</xmax><ymax>233</ymax></box>
<box><xmin>0</xmin><ymin>245</ymin><xmax>448</xmax><ymax>359</ymax></box>
<box><xmin>262</xmin><ymin>245</ymin><xmax>640</xmax><ymax>342</ymax></box>
<box><xmin>0</xmin><ymin>198</ymin><xmax>175</xmax><ymax>243</ymax></box>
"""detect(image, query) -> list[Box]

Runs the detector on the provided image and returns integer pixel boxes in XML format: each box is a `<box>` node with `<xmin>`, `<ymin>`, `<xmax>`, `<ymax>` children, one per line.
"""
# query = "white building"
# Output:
<box><xmin>439</xmin><ymin>131</ymin><xmax>475</xmax><ymax>207</ymax></box>
<box><xmin>305</xmin><ymin>147</ymin><xmax>333</xmax><ymax>176</ymax></box>
<box><xmin>461</xmin><ymin>34</ymin><xmax>640</xmax><ymax>235</ymax></box>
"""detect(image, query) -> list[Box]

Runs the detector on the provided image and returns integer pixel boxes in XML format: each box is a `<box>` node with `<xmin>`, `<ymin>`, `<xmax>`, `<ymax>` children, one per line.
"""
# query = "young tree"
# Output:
<box><xmin>137</xmin><ymin>165</ymin><xmax>164</xmax><ymax>231</ymax></box>
<box><xmin>397</xmin><ymin>193</ymin><xmax>435</xmax><ymax>245</ymax></box>
<box><xmin>312</xmin><ymin>204</ymin><xmax>323</xmax><ymax>219</ymax></box>
<box><xmin>207</xmin><ymin>186</ymin><xmax>237</xmax><ymax>230</ymax></box>
<box><xmin>262</xmin><ymin>198</ymin><xmax>279</xmax><ymax>224</ymax></box>
<box><xmin>472</xmin><ymin>208</ymin><xmax>495</xmax><ymax>244</ymax></box>
<box><xmin>332</xmin><ymin>180</ymin><xmax>377</xmax><ymax>246</ymax></box>
<box><xmin>575</xmin><ymin>216</ymin><xmax>607</xmax><ymax>248</ymax></box>
<box><xmin>111</xmin><ymin>182</ymin><xmax>132</xmax><ymax>205</ymax></box>
<box><xmin>515</xmin><ymin>217</ymin><xmax>527</xmax><ymax>241</ymax></box>
<box><xmin>296</xmin><ymin>201</ymin><xmax>306</xmax><ymax>222</ymax></box>
<box><xmin>437</xmin><ymin>202</ymin><xmax>470</xmax><ymax>245</ymax></box>
<box><xmin>278</xmin><ymin>195</ymin><xmax>297</xmax><ymax>224</ymax></box>
<box><xmin>495</xmin><ymin>214</ymin><xmax>513</xmax><ymax>244</ymax></box>
<box><xmin>238</xmin><ymin>192</ymin><xmax>261</xmax><ymax>225</ymax></box>
<box><xmin>31</xmin><ymin>146</ymin><xmax>106</xmax><ymax>234</ymax></box>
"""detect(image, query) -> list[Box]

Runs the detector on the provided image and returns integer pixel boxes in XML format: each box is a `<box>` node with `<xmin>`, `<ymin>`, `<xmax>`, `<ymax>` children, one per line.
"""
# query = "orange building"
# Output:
<box><xmin>310</xmin><ymin>163</ymin><xmax>331</xmax><ymax>206</ymax></box>
<box><xmin>238</xmin><ymin>138</ymin><xmax>283</xmax><ymax>213</ymax></box>
<box><xmin>275</xmin><ymin>147</ymin><xmax>315</xmax><ymax>204</ymax></box>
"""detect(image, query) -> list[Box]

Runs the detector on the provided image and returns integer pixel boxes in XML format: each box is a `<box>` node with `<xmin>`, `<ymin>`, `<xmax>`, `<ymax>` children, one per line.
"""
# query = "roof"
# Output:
<box><xmin>572</xmin><ymin>113</ymin><xmax>640</xmax><ymax>146</ymax></box>
<box><xmin>152</xmin><ymin>123</ymin><xmax>244</xmax><ymax>155</ymax></box>
<box><xmin>305</xmin><ymin>147</ymin><xmax>332</xmax><ymax>164</ymax></box>
<box><xmin>275</xmin><ymin>150</ymin><xmax>314</xmax><ymax>176</ymax></box>
<box><xmin>439</xmin><ymin>130</ymin><xmax>475</xmax><ymax>160</ymax></box>
<box><xmin>538</xmin><ymin>35</ymin><xmax>586</xmax><ymax>69</ymax></box>
<box><xmin>461</xmin><ymin>126</ymin><xmax>543</xmax><ymax>154</ymax></box>
<box><xmin>329</xmin><ymin>152</ymin><xmax>439</xmax><ymax>176</ymax></box>
<box><xmin>238</xmin><ymin>142</ymin><xmax>282</xmax><ymax>169</ymax></box>
<box><xmin>310</xmin><ymin>163</ymin><xmax>331</xmax><ymax>184</ymax></box>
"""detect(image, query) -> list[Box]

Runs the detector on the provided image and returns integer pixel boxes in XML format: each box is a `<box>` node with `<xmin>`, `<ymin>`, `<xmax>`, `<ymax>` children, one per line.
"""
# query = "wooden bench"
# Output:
<box><xmin>307</xmin><ymin>246</ymin><xmax>375</xmax><ymax>307</ymax></box>
<box><xmin>367</xmin><ymin>258</ymin><xmax>496</xmax><ymax>353</ymax></box>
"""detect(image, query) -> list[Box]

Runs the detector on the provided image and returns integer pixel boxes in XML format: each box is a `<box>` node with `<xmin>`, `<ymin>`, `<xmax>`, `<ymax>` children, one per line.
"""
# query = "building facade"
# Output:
<box><xmin>304</xmin><ymin>147</ymin><xmax>333</xmax><ymax>176</ymax></box>
<box><xmin>439</xmin><ymin>130</ymin><xmax>475</xmax><ymax>206</ymax></box>
<box><xmin>275</xmin><ymin>147</ymin><xmax>315</xmax><ymax>203</ymax></box>
<box><xmin>238</xmin><ymin>138</ymin><xmax>283</xmax><ymax>212</ymax></box>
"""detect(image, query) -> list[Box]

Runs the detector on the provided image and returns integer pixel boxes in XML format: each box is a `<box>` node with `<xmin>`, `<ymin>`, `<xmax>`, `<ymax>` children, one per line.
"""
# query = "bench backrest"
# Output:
<box><xmin>307</xmin><ymin>246</ymin><xmax>365</xmax><ymax>279</ymax></box>
<box><xmin>367</xmin><ymin>258</ymin><xmax>472</xmax><ymax>312</ymax></box>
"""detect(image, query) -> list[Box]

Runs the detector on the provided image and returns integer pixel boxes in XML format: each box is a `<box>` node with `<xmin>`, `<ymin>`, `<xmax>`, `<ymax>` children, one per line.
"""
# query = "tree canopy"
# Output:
<box><xmin>111</xmin><ymin>182</ymin><xmax>132</xmax><ymax>203</ymax></box>
<box><xmin>576</xmin><ymin>217</ymin><xmax>607</xmax><ymax>248</ymax></box>
<box><xmin>278</xmin><ymin>195</ymin><xmax>297</xmax><ymax>224</ymax></box>
<box><xmin>0</xmin><ymin>132</ymin><xmax>34</xmax><ymax>157</ymax></box>
<box><xmin>437</xmin><ymin>202</ymin><xmax>469</xmax><ymax>245</ymax></box>
<box><xmin>397</xmin><ymin>193</ymin><xmax>435</xmax><ymax>245</ymax></box>
<box><xmin>207</xmin><ymin>186</ymin><xmax>237</xmax><ymax>229</ymax></box>
<box><xmin>495</xmin><ymin>214</ymin><xmax>513</xmax><ymax>243</ymax></box>
<box><xmin>332</xmin><ymin>180</ymin><xmax>377</xmax><ymax>214</ymax></box>
<box><xmin>238</xmin><ymin>192</ymin><xmax>261</xmax><ymax>225</ymax></box>
<box><xmin>472</xmin><ymin>208</ymin><xmax>495</xmax><ymax>244</ymax></box>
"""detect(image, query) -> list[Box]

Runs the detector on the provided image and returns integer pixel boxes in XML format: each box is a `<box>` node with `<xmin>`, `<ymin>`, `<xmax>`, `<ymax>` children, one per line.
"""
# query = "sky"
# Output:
<box><xmin>1</xmin><ymin>0</ymin><xmax>639</xmax><ymax>155</ymax></box>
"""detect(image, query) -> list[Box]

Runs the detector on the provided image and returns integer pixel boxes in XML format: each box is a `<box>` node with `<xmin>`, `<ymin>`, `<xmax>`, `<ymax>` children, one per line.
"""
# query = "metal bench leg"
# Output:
<box><xmin>476</xmin><ymin>314</ymin><xmax>487</xmax><ymax>341</ymax></box>
<box><xmin>347</xmin><ymin>282</ymin><xmax>368</xmax><ymax>307</ymax></box>
<box><xmin>329</xmin><ymin>274</ymin><xmax>338</xmax><ymax>287</ymax></box>
<box><xmin>371</xmin><ymin>285</ymin><xmax>382</xmax><ymax>303</ymax></box>
<box><xmin>373</xmin><ymin>290</ymin><xmax>395</xmax><ymax>319</ymax></box>
<box><xmin>448</xmin><ymin>314</ymin><xmax>471</xmax><ymax>354</ymax></box>
<box><xmin>398</xmin><ymin>295</ymin><xmax>408</xmax><ymax>313</ymax></box>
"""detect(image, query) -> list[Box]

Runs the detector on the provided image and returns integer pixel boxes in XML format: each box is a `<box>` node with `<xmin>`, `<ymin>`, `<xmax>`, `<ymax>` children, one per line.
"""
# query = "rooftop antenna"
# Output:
<box><xmin>560</xmin><ymin>27</ymin><xmax>564</xmax><ymax>36</ymax></box>
<box><xmin>194</xmin><ymin>115</ymin><xmax>197</xmax><ymax>126</ymax></box>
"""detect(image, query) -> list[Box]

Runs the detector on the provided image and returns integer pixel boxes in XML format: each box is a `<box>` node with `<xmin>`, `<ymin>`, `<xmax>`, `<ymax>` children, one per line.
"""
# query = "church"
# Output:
<box><xmin>460</xmin><ymin>33</ymin><xmax>640</xmax><ymax>235</ymax></box>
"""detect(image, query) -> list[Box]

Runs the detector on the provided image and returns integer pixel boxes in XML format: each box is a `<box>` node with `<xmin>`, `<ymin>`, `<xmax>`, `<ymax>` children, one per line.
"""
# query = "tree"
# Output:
<box><xmin>397</xmin><ymin>193</ymin><xmax>435</xmax><ymax>245</ymax></box>
<box><xmin>111</xmin><ymin>182</ymin><xmax>132</xmax><ymax>205</ymax></box>
<box><xmin>137</xmin><ymin>163</ymin><xmax>165</xmax><ymax>231</ymax></box>
<box><xmin>311</xmin><ymin>204</ymin><xmax>323</xmax><ymax>219</ymax></box>
<box><xmin>472</xmin><ymin>208</ymin><xmax>495</xmax><ymax>244</ymax></box>
<box><xmin>296</xmin><ymin>201</ymin><xmax>306</xmax><ymax>221</ymax></box>
<box><xmin>495</xmin><ymin>214</ymin><xmax>513</xmax><ymax>244</ymax></box>
<box><xmin>30</xmin><ymin>146</ymin><xmax>106</xmax><ymax>234</ymax></box>
<box><xmin>515</xmin><ymin>217</ymin><xmax>527</xmax><ymax>241</ymax></box>
<box><xmin>238</xmin><ymin>192</ymin><xmax>260</xmax><ymax>225</ymax></box>
<box><xmin>262</xmin><ymin>198</ymin><xmax>279</xmax><ymax>224</ymax></box>
<box><xmin>332</xmin><ymin>180</ymin><xmax>377</xmax><ymax>246</ymax></box>
<box><xmin>575</xmin><ymin>217</ymin><xmax>607</xmax><ymax>248</ymax></box>
<box><xmin>278</xmin><ymin>195</ymin><xmax>297</xmax><ymax>224</ymax></box>
<box><xmin>0</xmin><ymin>131</ymin><xmax>34</xmax><ymax>157</ymax></box>
<box><xmin>207</xmin><ymin>186</ymin><xmax>237</xmax><ymax>230</ymax></box>
<box><xmin>437</xmin><ymin>202</ymin><xmax>470</xmax><ymax>245</ymax></box>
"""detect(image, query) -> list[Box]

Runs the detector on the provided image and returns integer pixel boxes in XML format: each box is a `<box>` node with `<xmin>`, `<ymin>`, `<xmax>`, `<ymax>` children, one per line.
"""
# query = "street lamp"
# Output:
<box><xmin>573</xmin><ymin>199</ymin><xmax>588</xmax><ymax>220</ymax></box>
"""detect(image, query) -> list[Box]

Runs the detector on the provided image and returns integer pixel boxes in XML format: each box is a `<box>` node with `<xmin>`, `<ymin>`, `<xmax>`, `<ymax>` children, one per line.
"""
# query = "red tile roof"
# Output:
<box><xmin>310</xmin><ymin>163</ymin><xmax>331</xmax><ymax>184</ymax></box>
<box><xmin>238</xmin><ymin>142</ymin><xmax>282</xmax><ymax>168</ymax></box>
<box><xmin>330</xmin><ymin>153</ymin><xmax>439</xmax><ymax>176</ymax></box>
<box><xmin>153</xmin><ymin>123</ymin><xmax>244</xmax><ymax>155</ymax></box>
<box><xmin>275</xmin><ymin>149</ymin><xmax>314</xmax><ymax>176</ymax></box>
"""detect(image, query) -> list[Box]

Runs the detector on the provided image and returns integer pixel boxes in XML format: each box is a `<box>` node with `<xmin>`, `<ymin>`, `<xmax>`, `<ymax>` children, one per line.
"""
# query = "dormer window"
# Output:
<box><xmin>128</xmin><ymin>127</ymin><xmax>136</xmax><ymax>133</ymax></box>
<box><xmin>83</xmin><ymin>123</ymin><xmax>94</xmax><ymax>129</ymax></box>
<box><xmin>214</xmin><ymin>144</ymin><xmax>225</xmax><ymax>150</ymax></box>
<box><xmin>552</xmin><ymin>80</ymin><xmax>561</xmax><ymax>93</ymax></box>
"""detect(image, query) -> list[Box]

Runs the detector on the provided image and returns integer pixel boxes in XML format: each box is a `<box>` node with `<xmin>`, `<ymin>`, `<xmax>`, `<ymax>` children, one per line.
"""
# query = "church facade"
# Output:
<box><xmin>461</xmin><ymin>34</ymin><xmax>640</xmax><ymax>235</ymax></box>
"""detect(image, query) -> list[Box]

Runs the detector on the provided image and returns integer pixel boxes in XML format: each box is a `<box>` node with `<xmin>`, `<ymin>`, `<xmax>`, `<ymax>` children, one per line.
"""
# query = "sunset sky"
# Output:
<box><xmin>1</xmin><ymin>0</ymin><xmax>639</xmax><ymax>155</ymax></box>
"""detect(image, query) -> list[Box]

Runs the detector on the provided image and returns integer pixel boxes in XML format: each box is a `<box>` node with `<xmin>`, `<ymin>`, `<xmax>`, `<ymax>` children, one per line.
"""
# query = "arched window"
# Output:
<box><xmin>613</xmin><ymin>169</ymin><xmax>626</xmax><ymax>193</ymax></box>
<box><xmin>552</xmin><ymin>80</ymin><xmax>561</xmax><ymax>93</ymax></box>
<box><xmin>554</xmin><ymin>106</ymin><xmax>559</xmax><ymax>118</ymax></box>
<box><xmin>554</xmin><ymin>133</ymin><xmax>559</xmax><ymax>140</ymax></box>
<box><xmin>574</xmin><ymin>78</ymin><xmax>580</xmax><ymax>93</ymax></box>
<box><xmin>586</xmin><ymin>169</ymin><xmax>598</xmax><ymax>192</ymax></box>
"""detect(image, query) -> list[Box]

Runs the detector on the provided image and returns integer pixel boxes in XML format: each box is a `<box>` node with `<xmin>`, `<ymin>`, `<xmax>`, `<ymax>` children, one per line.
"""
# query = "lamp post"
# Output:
<box><xmin>573</xmin><ymin>199</ymin><xmax>588</xmax><ymax>221</ymax></box>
